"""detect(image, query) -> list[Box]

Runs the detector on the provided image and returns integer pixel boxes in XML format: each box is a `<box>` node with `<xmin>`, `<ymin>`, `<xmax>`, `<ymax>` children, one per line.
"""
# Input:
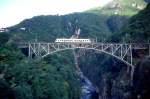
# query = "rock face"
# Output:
<box><xmin>79</xmin><ymin>72</ymin><xmax>98</xmax><ymax>99</ymax></box>
<box><xmin>132</xmin><ymin>57</ymin><xmax>150</xmax><ymax>99</ymax></box>
<box><xmin>78</xmin><ymin>50</ymin><xmax>132</xmax><ymax>99</ymax></box>
<box><xmin>78</xmin><ymin>51</ymin><xmax>150</xmax><ymax>99</ymax></box>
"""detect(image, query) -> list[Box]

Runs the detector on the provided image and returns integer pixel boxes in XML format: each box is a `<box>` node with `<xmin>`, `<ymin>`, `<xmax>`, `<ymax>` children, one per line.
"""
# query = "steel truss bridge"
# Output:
<box><xmin>19</xmin><ymin>42</ymin><xmax>150</xmax><ymax>82</ymax></box>
<box><xmin>19</xmin><ymin>42</ymin><xmax>150</xmax><ymax>67</ymax></box>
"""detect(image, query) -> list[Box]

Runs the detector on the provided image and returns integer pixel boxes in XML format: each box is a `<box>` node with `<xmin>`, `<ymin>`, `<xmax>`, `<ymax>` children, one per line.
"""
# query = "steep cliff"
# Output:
<box><xmin>132</xmin><ymin>57</ymin><xmax>150</xmax><ymax>99</ymax></box>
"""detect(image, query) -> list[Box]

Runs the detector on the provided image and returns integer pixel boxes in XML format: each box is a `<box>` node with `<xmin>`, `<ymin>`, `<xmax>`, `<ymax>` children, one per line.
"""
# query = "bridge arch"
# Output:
<box><xmin>20</xmin><ymin>42</ymin><xmax>150</xmax><ymax>83</ymax></box>
<box><xmin>41</xmin><ymin>47</ymin><xmax>134</xmax><ymax>68</ymax></box>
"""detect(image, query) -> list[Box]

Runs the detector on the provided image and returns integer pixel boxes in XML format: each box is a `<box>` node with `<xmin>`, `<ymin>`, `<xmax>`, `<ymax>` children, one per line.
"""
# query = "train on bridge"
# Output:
<box><xmin>55</xmin><ymin>38</ymin><xmax>93</xmax><ymax>43</ymax></box>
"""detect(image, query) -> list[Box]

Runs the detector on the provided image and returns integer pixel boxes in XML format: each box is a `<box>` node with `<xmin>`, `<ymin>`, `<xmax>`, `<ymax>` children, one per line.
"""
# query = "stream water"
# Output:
<box><xmin>79</xmin><ymin>71</ymin><xmax>98</xmax><ymax>99</ymax></box>
<box><xmin>73</xmin><ymin>49</ymin><xmax>98</xmax><ymax>99</ymax></box>
<box><xmin>71</xmin><ymin>29</ymin><xmax>98</xmax><ymax>99</ymax></box>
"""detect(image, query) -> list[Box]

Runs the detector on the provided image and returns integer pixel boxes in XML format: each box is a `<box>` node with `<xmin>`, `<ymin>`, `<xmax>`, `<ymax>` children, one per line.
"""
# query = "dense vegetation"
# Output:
<box><xmin>8</xmin><ymin>13</ymin><xmax>111</xmax><ymax>42</ymax></box>
<box><xmin>119</xmin><ymin>3</ymin><xmax>150</xmax><ymax>98</ymax></box>
<box><xmin>121</xmin><ymin>4</ymin><xmax>150</xmax><ymax>43</ymax></box>
<box><xmin>0</xmin><ymin>32</ymin><xmax>80</xmax><ymax>99</ymax></box>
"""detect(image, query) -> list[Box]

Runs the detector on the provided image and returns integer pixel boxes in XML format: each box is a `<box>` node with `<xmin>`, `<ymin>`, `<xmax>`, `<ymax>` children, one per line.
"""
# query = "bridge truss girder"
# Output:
<box><xmin>28</xmin><ymin>43</ymin><xmax>133</xmax><ymax>67</ymax></box>
<box><xmin>19</xmin><ymin>42</ymin><xmax>150</xmax><ymax>85</ymax></box>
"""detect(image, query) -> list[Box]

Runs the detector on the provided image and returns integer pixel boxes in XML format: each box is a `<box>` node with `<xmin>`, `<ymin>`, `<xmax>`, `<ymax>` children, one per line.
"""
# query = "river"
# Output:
<box><xmin>79</xmin><ymin>71</ymin><xmax>98</xmax><ymax>99</ymax></box>
<box><xmin>71</xmin><ymin>28</ymin><xmax>98</xmax><ymax>99</ymax></box>
<box><xmin>73</xmin><ymin>49</ymin><xmax>98</xmax><ymax>99</ymax></box>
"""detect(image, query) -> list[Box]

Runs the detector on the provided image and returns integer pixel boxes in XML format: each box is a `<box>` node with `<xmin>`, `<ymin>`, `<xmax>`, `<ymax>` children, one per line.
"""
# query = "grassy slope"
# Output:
<box><xmin>87</xmin><ymin>0</ymin><xmax>147</xmax><ymax>16</ymax></box>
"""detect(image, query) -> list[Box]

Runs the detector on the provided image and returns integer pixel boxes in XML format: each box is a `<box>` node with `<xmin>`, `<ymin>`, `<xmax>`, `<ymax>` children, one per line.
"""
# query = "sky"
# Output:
<box><xmin>0</xmin><ymin>0</ymin><xmax>113</xmax><ymax>28</ymax></box>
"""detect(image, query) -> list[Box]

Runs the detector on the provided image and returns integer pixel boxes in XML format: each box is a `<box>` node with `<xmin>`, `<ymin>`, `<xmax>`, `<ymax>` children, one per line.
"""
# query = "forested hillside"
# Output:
<box><xmin>7</xmin><ymin>13</ymin><xmax>110</xmax><ymax>42</ymax></box>
<box><xmin>0</xmin><ymin>0</ymin><xmax>150</xmax><ymax>99</ymax></box>
<box><xmin>6</xmin><ymin>0</ymin><xmax>146</xmax><ymax>43</ymax></box>
<box><xmin>117</xmin><ymin>2</ymin><xmax>150</xmax><ymax>98</ymax></box>
<box><xmin>121</xmin><ymin>4</ymin><xmax>150</xmax><ymax>43</ymax></box>
<box><xmin>0</xmin><ymin>32</ymin><xmax>80</xmax><ymax>99</ymax></box>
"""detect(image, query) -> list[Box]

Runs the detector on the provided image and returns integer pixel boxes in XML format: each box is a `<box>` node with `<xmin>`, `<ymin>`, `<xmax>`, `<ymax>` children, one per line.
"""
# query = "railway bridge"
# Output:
<box><xmin>19</xmin><ymin>42</ymin><xmax>150</xmax><ymax>67</ymax></box>
<box><xmin>19</xmin><ymin>42</ymin><xmax>150</xmax><ymax>82</ymax></box>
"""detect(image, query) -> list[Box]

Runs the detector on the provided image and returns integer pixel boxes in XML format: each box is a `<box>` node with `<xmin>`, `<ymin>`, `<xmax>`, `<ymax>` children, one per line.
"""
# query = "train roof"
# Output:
<box><xmin>56</xmin><ymin>38</ymin><xmax>90</xmax><ymax>39</ymax></box>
